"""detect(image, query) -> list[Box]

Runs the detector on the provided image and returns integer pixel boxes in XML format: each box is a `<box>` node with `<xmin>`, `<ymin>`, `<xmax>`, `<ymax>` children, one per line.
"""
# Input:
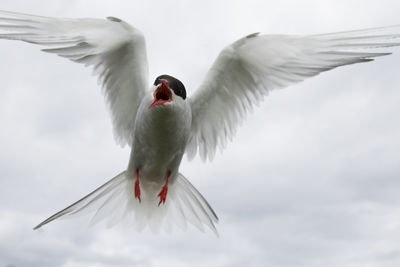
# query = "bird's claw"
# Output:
<box><xmin>157</xmin><ymin>186</ymin><xmax>168</xmax><ymax>206</ymax></box>
<box><xmin>135</xmin><ymin>169</ymin><xmax>141</xmax><ymax>202</ymax></box>
<box><xmin>157</xmin><ymin>171</ymin><xmax>171</xmax><ymax>206</ymax></box>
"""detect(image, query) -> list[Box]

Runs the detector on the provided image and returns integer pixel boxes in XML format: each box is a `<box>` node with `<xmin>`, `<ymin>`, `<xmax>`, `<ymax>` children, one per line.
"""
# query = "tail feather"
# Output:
<box><xmin>33</xmin><ymin>171</ymin><xmax>126</xmax><ymax>230</ymax></box>
<box><xmin>173</xmin><ymin>175</ymin><xmax>218</xmax><ymax>234</ymax></box>
<box><xmin>33</xmin><ymin>171</ymin><xmax>219</xmax><ymax>235</ymax></box>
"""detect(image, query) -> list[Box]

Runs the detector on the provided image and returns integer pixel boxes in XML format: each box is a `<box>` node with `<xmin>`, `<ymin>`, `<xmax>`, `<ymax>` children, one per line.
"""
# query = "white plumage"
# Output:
<box><xmin>0</xmin><ymin>10</ymin><xmax>399</xmax><ymax>235</ymax></box>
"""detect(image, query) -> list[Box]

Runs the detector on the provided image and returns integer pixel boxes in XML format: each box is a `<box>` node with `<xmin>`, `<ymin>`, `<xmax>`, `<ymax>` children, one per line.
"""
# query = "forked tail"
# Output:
<box><xmin>33</xmin><ymin>171</ymin><xmax>219</xmax><ymax>235</ymax></box>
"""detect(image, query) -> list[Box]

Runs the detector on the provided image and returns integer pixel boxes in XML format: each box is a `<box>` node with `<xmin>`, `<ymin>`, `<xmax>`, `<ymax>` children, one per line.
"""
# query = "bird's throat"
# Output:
<box><xmin>148</xmin><ymin>98</ymin><xmax>171</xmax><ymax>109</ymax></box>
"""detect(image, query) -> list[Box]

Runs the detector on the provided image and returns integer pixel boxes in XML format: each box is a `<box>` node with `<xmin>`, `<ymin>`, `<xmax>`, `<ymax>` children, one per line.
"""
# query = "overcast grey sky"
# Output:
<box><xmin>0</xmin><ymin>0</ymin><xmax>400</xmax><ymax>267</ymax></box>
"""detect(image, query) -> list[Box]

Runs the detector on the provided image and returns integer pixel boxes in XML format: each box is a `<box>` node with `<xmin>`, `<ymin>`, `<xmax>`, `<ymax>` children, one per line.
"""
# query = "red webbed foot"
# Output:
<box><xmin>135</xmin><ymin>169</ymin><xmax>141</xmax><ymax>202</ymax></box>
<box><xmin>158</xmin><ymin>171</ymin><xmax>171</xmax><ymax>206</ymax></box>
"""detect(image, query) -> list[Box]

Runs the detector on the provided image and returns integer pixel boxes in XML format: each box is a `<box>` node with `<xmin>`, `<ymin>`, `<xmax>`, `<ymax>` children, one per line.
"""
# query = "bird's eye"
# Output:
<box><xmin>173</xmin><ymin>88</ymin><xmax>186</xmax><ymax>99</ymax></box>
<box><xmin>153</xmin><ymin>78</ymin><xmax>161</xmax><ymax>86</ymax></box>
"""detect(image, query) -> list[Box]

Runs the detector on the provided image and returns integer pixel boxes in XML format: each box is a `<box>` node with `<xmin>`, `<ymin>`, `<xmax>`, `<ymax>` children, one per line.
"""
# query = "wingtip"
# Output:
<box><xmin>106</xmin><ymin>16</ymin><xmax>122</xmax><ymax>23</ymax></box>
<box><xmin>32</xmin><ymin>224</ymin><xmax>41</xmax><ymax>230</ymax></box>
<box><xmin>246</xmin><ymin>32</ymin><xmax>260</xmax><ymax>39</ymax></box>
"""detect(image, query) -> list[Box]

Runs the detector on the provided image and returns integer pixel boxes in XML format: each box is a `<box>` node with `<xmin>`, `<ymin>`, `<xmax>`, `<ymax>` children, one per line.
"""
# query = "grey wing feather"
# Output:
<box><xmin>0</xmin><ymin>10</ymin><xmax>149</xmax><ymax>146</ymax></box>
<box><xmin>188</xmin><ymin>25</ymin><xmax>400</xmax><ymax>161</ymax></box>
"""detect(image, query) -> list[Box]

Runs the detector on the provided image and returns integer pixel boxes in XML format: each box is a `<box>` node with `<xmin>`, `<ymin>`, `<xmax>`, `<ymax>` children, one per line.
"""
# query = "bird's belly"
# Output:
<box><xmin>127</xmin><ymin>101</ymin><xmax>191</xmax><ymax>183</ymax></box>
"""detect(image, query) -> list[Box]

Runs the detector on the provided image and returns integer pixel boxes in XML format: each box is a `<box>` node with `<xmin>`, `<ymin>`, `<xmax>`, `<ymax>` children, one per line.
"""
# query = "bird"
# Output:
<box><xmin>0</xmin><ymin>10</ymin><xmax>399</xmax><ymax>235</ymax></box>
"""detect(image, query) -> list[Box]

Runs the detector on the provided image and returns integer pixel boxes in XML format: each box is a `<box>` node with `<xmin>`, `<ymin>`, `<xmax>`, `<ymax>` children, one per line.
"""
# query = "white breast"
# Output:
<box><xmin>127</xmin><ymin>94</ymin><xmax>192</xmax><ymax>183</ymax></box>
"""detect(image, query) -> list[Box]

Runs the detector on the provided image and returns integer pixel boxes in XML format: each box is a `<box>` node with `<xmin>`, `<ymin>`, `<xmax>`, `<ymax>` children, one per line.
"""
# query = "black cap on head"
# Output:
<box><xmin>154</xmin><ymin>74</ymin><xmax>186</xmax><ymax>100</ymax></box>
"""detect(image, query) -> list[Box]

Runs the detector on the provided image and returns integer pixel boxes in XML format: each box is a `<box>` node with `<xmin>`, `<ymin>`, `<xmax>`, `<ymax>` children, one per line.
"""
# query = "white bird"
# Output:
<box><xmin>0</xmin><ymin>10</ymin><xmax>399</xmax><ymax>235</ymax></box>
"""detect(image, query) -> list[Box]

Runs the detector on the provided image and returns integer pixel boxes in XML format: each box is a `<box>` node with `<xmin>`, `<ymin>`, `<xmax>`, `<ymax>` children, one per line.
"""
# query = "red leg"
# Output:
<box><xmin>135</xmin><ymin>169</ymin><xmax>141</xmax><ymax>202</ymax></box>
<box><xmin>158</xmin><ymin>171</ymin><xmax>171</xmax><ymax>206</ymax></box>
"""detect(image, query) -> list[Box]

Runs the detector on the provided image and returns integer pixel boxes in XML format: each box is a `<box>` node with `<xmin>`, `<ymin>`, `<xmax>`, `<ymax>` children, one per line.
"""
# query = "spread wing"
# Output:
<box><xmin>0</xmin><ymin>10</ymin><xmax>149</xmax><ymax>146</ymax></box>
<box><xmin>188</xmin><ymin>26</ymin><xmax>400</xmax><ymax>161</ymax></box>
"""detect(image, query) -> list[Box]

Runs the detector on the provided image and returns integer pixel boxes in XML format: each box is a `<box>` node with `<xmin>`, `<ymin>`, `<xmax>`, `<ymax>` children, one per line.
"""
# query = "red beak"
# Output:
<box><xmin>148</xmin><ymin>79</ymin><xmax>172</xmax><ymax>109</ymax></box>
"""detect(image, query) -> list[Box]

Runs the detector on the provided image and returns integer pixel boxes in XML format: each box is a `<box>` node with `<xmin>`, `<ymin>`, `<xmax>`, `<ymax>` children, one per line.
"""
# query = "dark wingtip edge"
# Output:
<box><xmin>246</xmin><ymin>32</ymin><xmax>260</xmax><ymax>39</ymax></box>
<box><xmin>107</xmin><ymin>16</ymin><xmax>122</xmax><ymax>23</ymax></box>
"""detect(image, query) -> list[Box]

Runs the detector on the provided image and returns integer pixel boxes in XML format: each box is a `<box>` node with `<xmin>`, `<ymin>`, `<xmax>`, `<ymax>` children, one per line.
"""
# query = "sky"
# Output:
<box><xmin>0</xmin><ymin>0</ymin><xmax>400</xmax><ymax>266</ymax></box>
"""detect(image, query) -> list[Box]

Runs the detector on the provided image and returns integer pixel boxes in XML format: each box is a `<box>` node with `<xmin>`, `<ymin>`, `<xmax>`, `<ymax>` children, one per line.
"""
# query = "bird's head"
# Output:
<box><xmin>148</xmin><ymin>74</ymin><xmax>186</xmax><ymax>109</ymax></box>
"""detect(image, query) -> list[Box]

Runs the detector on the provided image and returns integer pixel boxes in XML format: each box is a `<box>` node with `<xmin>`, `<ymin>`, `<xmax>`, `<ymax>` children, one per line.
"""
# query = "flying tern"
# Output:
<box><xmin>0</xmin><ymin>10</ymin><xmax>399</xmax><ymax>235</ymax></box>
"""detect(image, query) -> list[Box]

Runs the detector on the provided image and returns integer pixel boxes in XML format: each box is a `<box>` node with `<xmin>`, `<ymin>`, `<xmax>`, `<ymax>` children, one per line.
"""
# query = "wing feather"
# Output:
<box><xmin>0</xmin><ymin>10</ymin><xmax>149</xmax><ymax>146</ymax></box>
<box><xmin>189</xmin><ymin>26</ymin><xmax>400</xmax><ymax>161</ymax></box>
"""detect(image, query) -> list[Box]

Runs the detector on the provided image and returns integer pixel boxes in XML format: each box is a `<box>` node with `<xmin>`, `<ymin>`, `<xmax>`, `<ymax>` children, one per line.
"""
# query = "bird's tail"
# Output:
<box><xmin>33</xmin><ymin>171</ymin><xmax>219</xmax><ymax>235</ymax></box>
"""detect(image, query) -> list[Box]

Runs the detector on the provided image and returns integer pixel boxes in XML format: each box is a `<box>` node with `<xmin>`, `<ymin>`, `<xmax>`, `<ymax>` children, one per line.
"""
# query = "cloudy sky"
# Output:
<box><xmin>0</xmin><ymin>0</ymin><xmax>400</xmax><ymax>266</ymax></box>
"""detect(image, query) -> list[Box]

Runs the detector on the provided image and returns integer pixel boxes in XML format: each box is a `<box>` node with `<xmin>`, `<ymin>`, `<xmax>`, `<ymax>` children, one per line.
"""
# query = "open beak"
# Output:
<box><xmin>148</xmin><ymin>79</ymin><xmax>172</xmax><ymax>109</ymax></box>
